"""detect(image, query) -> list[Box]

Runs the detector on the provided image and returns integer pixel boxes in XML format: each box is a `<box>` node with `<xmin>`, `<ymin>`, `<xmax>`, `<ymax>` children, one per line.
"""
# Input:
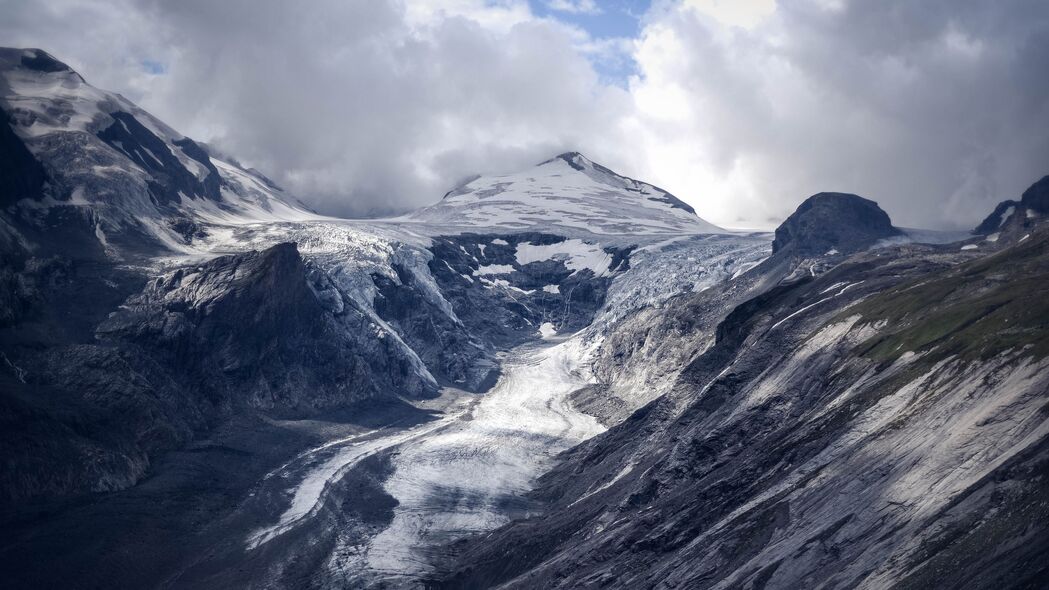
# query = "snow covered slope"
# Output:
<box><xmin>0</xmin><ymin>48</ymin><xmax>317</xmax><ymax>257</ymax></box>
<box><xmin>403</xmin><ymin>152</ymin><xmax>721</xmax><ymax>236</ymax></box>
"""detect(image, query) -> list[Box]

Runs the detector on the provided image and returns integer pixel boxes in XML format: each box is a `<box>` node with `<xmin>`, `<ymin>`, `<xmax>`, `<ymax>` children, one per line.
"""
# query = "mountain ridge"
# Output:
<box><xmin>0</xmin><ymin>47</ymin><xmax>317</xmax><ymax>261</ymax></box>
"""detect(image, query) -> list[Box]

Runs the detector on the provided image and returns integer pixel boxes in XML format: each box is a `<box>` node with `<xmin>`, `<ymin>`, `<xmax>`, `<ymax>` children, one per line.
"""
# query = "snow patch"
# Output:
<box><xmin>769</xmin><ymin>282</ymin><xmax>863</xmax><ymax>332</ymax></box>
<box><xmin>539</xmin><ymin>322</ymin><xmax>557</xmax><ymax>339</ymax></box>
<box><xmin>473</xmin><ymin>264</ymin><xmax>514</xmax><ymax>276</ymax></box>
<box><xmin>996</xmin><ymin>206</ymin><xmax>1015</xmax><ymax>229</ymax></box>
<box><xmin>515</xmin><ymin>239</ymin><xmax>612</xmax><ymax>276</ymax></box>
<box><xmin>479</xmin><ymin>277</ymin><xmax>532</xmax><ymax>294</ymax></box>
<box><xmin>68</xmin><ymin>186</ymin><xmax>89</xmax><ymax>205</ymax></box>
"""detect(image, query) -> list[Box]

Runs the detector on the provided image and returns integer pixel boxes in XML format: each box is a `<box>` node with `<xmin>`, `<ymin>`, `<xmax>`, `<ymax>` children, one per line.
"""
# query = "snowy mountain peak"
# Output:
<box><xmin>538</xmin><ymin>151</ymin><xmax>595</xmax><ymax>171</ymax></box>
<box><xmin>0</xmin><ymin>47</ymin><xmax>317</xmax><ymax>257</ymax></box>
<box><xmin>539</xmin><ymin>151</ymin><xmax>696</xmax><ymax>213</ymax></box>
<box><xmin>0</xmin><ymin>48</ymin><xmax>79</xmax><ymax>77</ymax></box>
<box><xmin>409</xmin><ymin>152</ymin><xmax>719</xmax><ymax>236</ymax></box>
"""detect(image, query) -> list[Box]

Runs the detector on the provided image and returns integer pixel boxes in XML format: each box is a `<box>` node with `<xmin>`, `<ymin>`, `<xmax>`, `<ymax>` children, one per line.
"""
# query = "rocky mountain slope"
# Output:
<box><xmin>0</xmin><ymin>48</ymin><xmax>458</xmax><ymax>505</ymax></box>
<box><xmin>436</xmin><ymin>187</ymin><xmax>1049</xmax><ymax>590</ymax></box>
<box><xmin>973</xmin><ymin>174</ymin><xmax>1048</xmax><ymax>240</ymax></box>
<box><xmin>0</xmin><ymin>48</ymin><xmax>315</xmax><ymax>259</ymax></box>
<box><xmin>772</xmin><ymin>192</ymin><xmax>901</xmax><ymax>256</ymax></box>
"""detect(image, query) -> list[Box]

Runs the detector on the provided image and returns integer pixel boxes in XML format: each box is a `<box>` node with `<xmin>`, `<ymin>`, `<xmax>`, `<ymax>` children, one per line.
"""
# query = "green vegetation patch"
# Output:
<box><xmin>846</xmin><ymin>231</ymin><xmax>1049</xmax><ymax>363</ymax></box>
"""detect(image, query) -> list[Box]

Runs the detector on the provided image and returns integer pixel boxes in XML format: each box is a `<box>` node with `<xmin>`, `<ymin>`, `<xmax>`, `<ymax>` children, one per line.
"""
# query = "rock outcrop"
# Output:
<box><xmin>1021</xmin><ymin>175</ymin><xmax>1049</xmax><ymax>214</ymax></box>
<box><xmin>773</xmin><ymin>192</ymin><xmax>900</xmax><ymax>256</ymax></box>
<box><xmin>973</xmin><ymin>175</ymin><xmax>1048</xmax><ymax>240</ymax></box>
<box><xmin>0</xmin><ymin>243</ymin><xmax>436</xmax><ymax>504</ymax></box>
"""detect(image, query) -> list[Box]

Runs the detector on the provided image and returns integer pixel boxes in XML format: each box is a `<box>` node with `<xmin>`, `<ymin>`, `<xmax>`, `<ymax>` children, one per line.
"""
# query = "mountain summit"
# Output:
<box><xmin>0</xmin><ymin>47</ymin><xmax>314</xmax><ymax>258</ymax></box>
<box><xmin>772</xmin><ymin>192</ymin><xmax>901</xmax><ymax>256</ymax></box>
<box><xmin>407</xmin><ymin>151</ymin><xmax>722</xmax><ymax>235</ymax></box>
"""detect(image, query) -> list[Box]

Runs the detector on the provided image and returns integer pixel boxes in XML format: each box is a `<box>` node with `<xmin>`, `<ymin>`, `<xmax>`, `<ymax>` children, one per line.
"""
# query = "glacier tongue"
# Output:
<box><xmin>331</xmin><ymin>336</ymin><xmax>606</xmax><ymax>585</ymax></box>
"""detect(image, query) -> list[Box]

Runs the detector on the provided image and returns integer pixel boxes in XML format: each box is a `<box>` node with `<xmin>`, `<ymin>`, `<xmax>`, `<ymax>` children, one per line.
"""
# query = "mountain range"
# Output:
<box><xmin>1</xmin><ymin>48</ymin><xmax>1046</xmax><ymax>589</ymax></box>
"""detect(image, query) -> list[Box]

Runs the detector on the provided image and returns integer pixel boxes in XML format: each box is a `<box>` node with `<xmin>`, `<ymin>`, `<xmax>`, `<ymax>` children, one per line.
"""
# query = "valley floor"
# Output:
<box><xmin>172</xmin><ymin>335</ymin><xmax>606</xmax><ymax>588</ymax></box>
<box><xmin>346</xmin><ymin>337</ymin><xmax>605</xmax><ymax>585</ymax></box>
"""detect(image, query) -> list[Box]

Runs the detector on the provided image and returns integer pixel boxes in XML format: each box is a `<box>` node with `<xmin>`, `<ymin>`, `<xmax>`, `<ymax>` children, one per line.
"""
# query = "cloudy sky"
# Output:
<box><xmin>2</xmin><ymin>0</ymin><xmax>1047</xmax><ymax>228</ymax></box>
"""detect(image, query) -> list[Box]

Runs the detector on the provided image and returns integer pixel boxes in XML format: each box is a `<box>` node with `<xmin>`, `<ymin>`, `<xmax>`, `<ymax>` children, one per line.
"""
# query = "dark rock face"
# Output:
<box><xmin>427</xmin><ymin>233</ymin><xmax>630</xmax><ymax>347</ymax></box>
<box><xmin>973</xmin><ymin>175</ymin><xmax>1049</xmax><ymax>238</ymax></box>
<box><xmin>552</xmin><ymin>151</ymin><xmax>588</xmax><ymax>171</ymax></box>
<box><xmin>173</xmin><ymin>137</ymin><xmax>223</xmax><ymax>196</ymax></box>
<box><xmin>18</xmin><ymin>49</ymin><xmax>73</xmax><ymax>74</ymax></box>
<box><xmin>98</xmin><ymin>242</ymin><xmax>436</xmax><ymax>409</ymax></box>
<box><xmin>1021</xmin><ymin>174</ymin><xmax>1049</xmax><ymax>214</ymax></box>
<box><xmin>974</xmin><ymin>199</ymin><xmax>1020</xmax><ymax>234</ymax></box>
<box><xmin>0</xmin><ymin>106</ymin><xmax>47</xmax><ymax>207</ymax></box>
<box><xmin>0</xmin><ymin>242</ymin><xmax>436</xmax><ymax>504</ymax></box>
<box><xmin>772</xmin><ymin>192</ymin><xmax>900</xmax><ymax>255</ymax></box>
<box><xmin>0</xmin><ymin>255</ymin><xmax>72</xmax><ymax>328</ymax></box>
<box><xmin>372</xmin><ymin>262</ymin><xmax>496</xmax><ymax>391</ymax></box>
<box><xmin>97</xmin><ymin>111</ymin><xmax>222</xmax><ymax>204</ymax></box>
<box><xmin>0</xmin><ymin>247</ymin><xmax>179</xmax><ymax>503</ymax></box>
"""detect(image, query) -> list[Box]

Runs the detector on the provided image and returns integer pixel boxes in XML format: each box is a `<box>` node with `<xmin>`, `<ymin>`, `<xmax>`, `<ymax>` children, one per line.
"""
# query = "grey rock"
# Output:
<box><xmin>0</xmin><ymin>105</ymin><xmax>47</xmax><ymax>207</ymax></box>
<box><xmin>427</xmin><ymin>233</ymin><xmax>629</xmax><ymax>347</ymax></box>
<box><xmin>972</xmin><ymin>176</ymin><xmax>1049</xmax><ymax>243</ymax></box>
<box><xmin>773</xmin><ymin>192</ymin><xmax>901</xmax><ymax>256</ymax></box>
<box><xmin>0</xmin><ymin>242</ymin><xmax>437</xmax><ymax>504</ymax></box>
<box><xmin>1022</xmin><ymin>174</ymin><xmax>1049</xmax><ymax>214</ymax></box>
<box><xmin>974</xmin><ymin>199</ymin><xmax>1021</xmax><ymax>234</ymax></box>
<box><xmin>98</xmin><ymin>242</ymin><xmax>437</xmax><ymax>409</ymax></box>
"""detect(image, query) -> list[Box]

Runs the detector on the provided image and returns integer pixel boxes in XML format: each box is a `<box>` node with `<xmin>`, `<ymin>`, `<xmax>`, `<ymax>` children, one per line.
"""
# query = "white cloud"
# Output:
<box><xmin>546</xmin><ymin>0</ymin><xmax>602</xmax><ymax>16</ymax></box>
<box><xmin>405</xmin><ymin>0</ymin><xmax>533</xmax><ymax>33</ymax></box>
<box><xmin>620</xmin><ymin>0</ymin><xmax>1049</xmax><ymax>228</ymax></box>
<box><xmin>1</xmin><ymin>0</ymin><xmax>1047</xmax><ymax>229</ymax></box>
<box><xmin>0</xmin><ymin>0</ymin><xmax>634</xmax><ymax>217</ymax></box>
<box><xmin>684</xmin><ymin>0</ymin><xmax>777</xmax><ymax>29</ymax></box>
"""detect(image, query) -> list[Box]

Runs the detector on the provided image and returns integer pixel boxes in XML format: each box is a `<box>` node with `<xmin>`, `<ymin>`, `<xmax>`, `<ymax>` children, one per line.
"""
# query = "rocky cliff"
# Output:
<box><xmin>773</xmin><ymin>192</ymin><xmax>901</xmax><ymax>256</ymax></box>
<box><xmin>1</xmin><ymin>242</ymin><xmax>438</xmax><ymax>504</ymax></box>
